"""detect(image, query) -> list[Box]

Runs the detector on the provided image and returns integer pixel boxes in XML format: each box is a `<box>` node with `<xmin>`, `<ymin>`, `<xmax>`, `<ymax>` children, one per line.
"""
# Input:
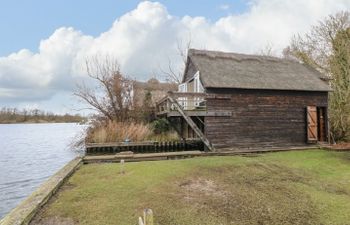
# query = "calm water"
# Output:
<box><xmin>0</xmin><ymin>123</ymin><xmax>85</xmax><ymax>219</ymax></box>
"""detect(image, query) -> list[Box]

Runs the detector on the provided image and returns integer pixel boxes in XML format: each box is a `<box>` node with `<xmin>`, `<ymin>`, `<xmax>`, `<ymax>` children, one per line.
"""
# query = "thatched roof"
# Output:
<box><xmin>185</xmin><ymin>49</ymin><xmax>331</xmax><ymax>92</ymax></box>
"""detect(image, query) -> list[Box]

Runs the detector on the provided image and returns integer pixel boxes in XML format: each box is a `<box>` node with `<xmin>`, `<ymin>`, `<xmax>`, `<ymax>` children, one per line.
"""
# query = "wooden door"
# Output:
<box><xmin>307</xmin><ymin>106</ymin><xmax>318</xmax><ymax>143</ymax></box>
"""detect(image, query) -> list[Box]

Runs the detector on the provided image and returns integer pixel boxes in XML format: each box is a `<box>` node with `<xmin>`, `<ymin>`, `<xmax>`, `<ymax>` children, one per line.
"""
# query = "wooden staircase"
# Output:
<box><xmin>167</xmin><ymin>94</ymin><xmax>214</xmax><ymax>151</ymax></box>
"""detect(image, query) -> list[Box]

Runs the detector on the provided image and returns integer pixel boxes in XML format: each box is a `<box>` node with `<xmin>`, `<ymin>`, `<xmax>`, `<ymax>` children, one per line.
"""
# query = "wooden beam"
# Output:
<box><xmin>168</xmin><ymin>91</ymin><xmax>207</xmax><ymax>98</ymax></box>
<box><xmin>167</xmin><ymin>91</ymin><xmax>230</xmax><ymax>99</ymax></box>
<box><xmin>165</xmin><ymin>110</ymin><xmax>232</xmax><ymax>117</ymax></box>
<box><xmin>205</xmin><ymin>94</ymin><xmax>231</xmax><ymax>99</ymax></box>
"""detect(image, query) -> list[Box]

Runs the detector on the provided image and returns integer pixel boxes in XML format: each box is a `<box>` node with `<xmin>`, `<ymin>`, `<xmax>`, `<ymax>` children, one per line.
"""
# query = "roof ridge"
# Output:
<box><xmin>188</xmin><ymin>48</ymin><xmax>295</xmax><ymax>63</ymax></box>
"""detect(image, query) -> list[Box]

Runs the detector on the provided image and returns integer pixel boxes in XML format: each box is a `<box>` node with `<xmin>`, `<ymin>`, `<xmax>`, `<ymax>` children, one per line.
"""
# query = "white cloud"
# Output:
<box><xmin>0</xmin><ymin>0</ymin><xmax>350</xmax><ymax>111</ymax></box>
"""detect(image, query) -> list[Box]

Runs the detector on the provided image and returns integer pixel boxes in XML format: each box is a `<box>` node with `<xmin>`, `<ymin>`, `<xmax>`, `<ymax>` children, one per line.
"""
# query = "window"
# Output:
<box><xmin>178</xmin><ymin>83</ymin><xmax>187</xmax><ymax>92</ymax></box>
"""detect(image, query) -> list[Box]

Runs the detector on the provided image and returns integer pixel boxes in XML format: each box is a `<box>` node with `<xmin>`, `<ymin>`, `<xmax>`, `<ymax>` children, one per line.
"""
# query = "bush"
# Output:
<box><xmin>147</xmin><ymin>132</ymin><xmax>179</xmax><ymax>142</ymax></box>
<box><xmin>151</xmin><ymin>118</ymin><xmax>171</xmax><ymax>134</ymax></box>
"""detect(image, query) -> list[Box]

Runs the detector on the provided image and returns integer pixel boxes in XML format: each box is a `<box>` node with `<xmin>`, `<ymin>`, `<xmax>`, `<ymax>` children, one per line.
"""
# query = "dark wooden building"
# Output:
<box><xmin>157</xmin><ymin>49</ymin><xmax>331</xmax><ymax>151</ymax></box>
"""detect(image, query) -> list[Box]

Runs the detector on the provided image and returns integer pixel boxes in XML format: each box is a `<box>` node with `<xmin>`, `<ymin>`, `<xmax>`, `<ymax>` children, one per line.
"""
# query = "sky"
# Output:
<box><xmin>0</xmin><ymin>0</ymin><xmax>349</xmax><ymax>114</ymax></box>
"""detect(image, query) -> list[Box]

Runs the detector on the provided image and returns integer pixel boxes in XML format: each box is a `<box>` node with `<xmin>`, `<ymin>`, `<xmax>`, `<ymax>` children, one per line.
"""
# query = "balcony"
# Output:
<box><xmin>156</xmin><ymin>92</ymin><xmax>207</xmax><ymax>117</ymax></box>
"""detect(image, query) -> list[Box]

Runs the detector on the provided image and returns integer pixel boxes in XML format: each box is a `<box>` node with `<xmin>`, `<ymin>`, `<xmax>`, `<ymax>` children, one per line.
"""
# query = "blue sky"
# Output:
<box><xmin>0</xmin><ymin>0</ymin><xmax>349</xmax><ymax>114</ymax></box>
<box><xmin>0</xmin><ymin>0</ymin><xmax>248</xmax><ymax>56</ymax></box>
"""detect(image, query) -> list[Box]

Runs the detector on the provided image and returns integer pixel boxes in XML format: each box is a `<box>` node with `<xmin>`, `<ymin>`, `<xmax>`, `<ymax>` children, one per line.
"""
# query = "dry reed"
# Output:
<box><xmin>87</xmin><ymin>121</ymin><xmax>152</xmax><ymax>143</ymax></box>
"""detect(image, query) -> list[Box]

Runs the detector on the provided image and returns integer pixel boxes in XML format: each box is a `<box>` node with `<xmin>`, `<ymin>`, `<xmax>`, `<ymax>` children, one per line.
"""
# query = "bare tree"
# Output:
<box><xmin>258</xmin><ymin>43</ymin><xmax>276</xmax><ymax>57</ymax></box>
<box><xmin>287</xmin><ymin>11</ymin><xmax>350</xmax><ymax>76</ymax></box>
<box><xmin>286</xmin><ymin>11</ymin><xmax>350</xmax><ymax>141</ymax></box>
<box><xmin>160</xmin><ymin>39</ymin><xmax>192</xmax><ymax>84</ymax></box>
<box><xmin>74</xmin><ymin>55</ymin><xmax>134</xmax><ymax>122</ymax></box>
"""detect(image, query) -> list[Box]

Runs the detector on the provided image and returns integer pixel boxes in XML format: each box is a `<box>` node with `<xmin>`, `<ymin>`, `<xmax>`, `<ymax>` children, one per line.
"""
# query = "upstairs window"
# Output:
<box><xmin>178</xmin><ymin>83</ymin><xmax>187</xmax><ymax>92</ymax></box>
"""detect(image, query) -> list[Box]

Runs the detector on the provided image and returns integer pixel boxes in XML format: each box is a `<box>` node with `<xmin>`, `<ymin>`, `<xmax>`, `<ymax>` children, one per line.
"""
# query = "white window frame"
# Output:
<box><xmin>193</xmin><ymin>72</ymin><xmax>204</xmax><ymax>107</ymax></box>
<box><xmin>178</xmin><ymin>83</ymin><xmax>187</xmax><ymax>92</ymax></box>
<box><xmin>193</xmin><ymin>72</ymin><xmax>204</xmax><ymax>93</ymax></box>
<box><xmin>178</xmin><ymin>83</ymin><xmax>187</xmax><ymax>109</ymax></box>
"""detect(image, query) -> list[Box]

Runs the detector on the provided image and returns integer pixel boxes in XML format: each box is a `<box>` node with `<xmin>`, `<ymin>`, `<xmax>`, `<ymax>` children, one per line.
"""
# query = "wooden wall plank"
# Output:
<box><xmin>205</xmin><ymin>89</ymin><xmax>328</xmax><ymax>148</ymax></box>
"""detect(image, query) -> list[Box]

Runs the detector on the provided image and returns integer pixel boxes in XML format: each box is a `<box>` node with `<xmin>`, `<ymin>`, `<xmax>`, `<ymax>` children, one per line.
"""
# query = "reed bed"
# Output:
<box><xmin>85</xmin><ymin>120</ymin><xmax>179</xmax><ymax>143</ymax></box>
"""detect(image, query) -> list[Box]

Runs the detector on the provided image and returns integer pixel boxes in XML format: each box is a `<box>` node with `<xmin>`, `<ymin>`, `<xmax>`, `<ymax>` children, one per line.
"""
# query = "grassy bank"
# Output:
<box><xmin>31</xmin><ymin>150</ymin><xmax>350</xmax><ymax>225</ymax></box>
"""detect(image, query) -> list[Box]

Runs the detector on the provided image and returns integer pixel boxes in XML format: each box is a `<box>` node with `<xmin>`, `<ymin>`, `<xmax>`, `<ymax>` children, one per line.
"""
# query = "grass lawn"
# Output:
<box><xmin>31</xmin><ymin>150</ymin><xmax>350</xmax><ymax>225</ymax></box>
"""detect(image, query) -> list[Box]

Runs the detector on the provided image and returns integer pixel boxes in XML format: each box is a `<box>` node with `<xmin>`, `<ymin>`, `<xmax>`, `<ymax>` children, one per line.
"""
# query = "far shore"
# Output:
<box><xmin>0</xmin><ymin>120</ymin><xmax>86</xmax><ymax>125</ymax></box>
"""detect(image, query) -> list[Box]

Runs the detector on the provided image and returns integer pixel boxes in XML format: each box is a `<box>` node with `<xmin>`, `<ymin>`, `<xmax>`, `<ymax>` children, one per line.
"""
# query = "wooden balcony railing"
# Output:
<box><xmin>156</xmin><ymin>92</ymin><xmax>207</xmax><ymax>114</ymax></box>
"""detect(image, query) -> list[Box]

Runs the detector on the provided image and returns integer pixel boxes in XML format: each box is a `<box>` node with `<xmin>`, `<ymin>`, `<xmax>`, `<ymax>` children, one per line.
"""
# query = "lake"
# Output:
<box><xmin>0</xmin><ymin>123</ymin><xmax>85</xmax><ymax>219</ymax></box>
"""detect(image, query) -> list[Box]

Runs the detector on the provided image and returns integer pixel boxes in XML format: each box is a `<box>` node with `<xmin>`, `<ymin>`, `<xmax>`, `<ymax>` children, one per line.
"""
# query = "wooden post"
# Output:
<box><xmin>156</xmin><ymin>142</ymin><xmax>159</xmax><ymax>152</ymax></box>
<box><xmin>120</xmin><ymin>159</ymin><xmax>125</xmax><ymax>174</ymax></box>
<box><xmin>144</xmin><ymin>209</ymin><xmax>153</xmax><ymax>225</ymax></box>
<box><xmin>139</xmin><ymin>217</ymin><xmax>144</xmax><ymax>225</ymax></box>
<box><xmin>139</xmin><ymin>209</ymin><xmax>153</xmax><ymax>225</ymax></box>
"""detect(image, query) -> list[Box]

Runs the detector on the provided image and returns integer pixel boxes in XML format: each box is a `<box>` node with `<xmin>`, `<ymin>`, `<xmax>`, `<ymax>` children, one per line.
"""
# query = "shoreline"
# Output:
<box><xmin>0</xmin><ymin>123</ymin><xmax>85</xmax><ymax>221</ymax></box>
<box><xmin>0</xmin><ymin>158</ymin><xmax>82</xmax><ymax>225</ymax></box>
<box><xmin>0</xmin><ymin>121</ymin><xmax>85</xmax><ymax>125</ymax></box>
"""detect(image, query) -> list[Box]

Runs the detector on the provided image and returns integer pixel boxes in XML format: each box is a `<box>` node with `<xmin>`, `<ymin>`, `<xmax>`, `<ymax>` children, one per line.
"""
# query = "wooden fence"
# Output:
<box><xmin>85</xmin><ymin>140</ymin><xmax>204</xmax><ymax>155</ymax></box>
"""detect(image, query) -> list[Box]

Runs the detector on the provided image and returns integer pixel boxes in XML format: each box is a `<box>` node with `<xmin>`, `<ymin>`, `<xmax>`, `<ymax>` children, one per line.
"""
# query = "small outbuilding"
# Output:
<box><xmin>157</xmin><ymin>49</ymin><xmax>331</xmax><ymax>151</ymax></box>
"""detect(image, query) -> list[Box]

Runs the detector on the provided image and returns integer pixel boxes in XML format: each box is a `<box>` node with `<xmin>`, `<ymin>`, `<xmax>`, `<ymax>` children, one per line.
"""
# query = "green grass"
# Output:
<box><xmin>32</xmin><ymin>150</ymin><xmax>350</xmax><ymax>225</ymax></box>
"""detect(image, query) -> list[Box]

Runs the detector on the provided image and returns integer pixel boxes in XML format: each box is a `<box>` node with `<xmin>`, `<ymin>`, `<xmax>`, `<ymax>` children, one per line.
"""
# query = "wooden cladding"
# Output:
<box><xmin>204</xmin><ymin>89</ymin><xmax>328</xmax><ymax>149</ymax></box>
<box><xmin>307</xmin><ymin>106</ymin><xmax>318</xmax><ymax>143</ymax></box>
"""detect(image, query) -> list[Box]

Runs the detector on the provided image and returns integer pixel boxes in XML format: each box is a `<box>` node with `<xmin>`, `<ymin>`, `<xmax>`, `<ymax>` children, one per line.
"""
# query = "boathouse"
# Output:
<box><xmin>156</xmin><ymin>49</ymin><xmax>331</xmax><ymax>151</ymax></box>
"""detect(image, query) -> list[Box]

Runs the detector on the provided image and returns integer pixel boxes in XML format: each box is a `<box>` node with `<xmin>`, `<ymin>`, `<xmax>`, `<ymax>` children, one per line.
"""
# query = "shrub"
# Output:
<box><xmin>151</xmin><ymin>118</ymin><xmax>171</xmax><ymax>134</ymax></box>
<box><xmin>147</xmin><ymin>131</ymin><xmax>179</xmax><ymax>142</ymax></box>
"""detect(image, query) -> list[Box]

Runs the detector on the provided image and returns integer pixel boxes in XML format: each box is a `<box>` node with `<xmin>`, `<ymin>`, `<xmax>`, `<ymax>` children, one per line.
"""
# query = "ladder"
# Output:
<box><xmin>167</xmin><ymin>94</ymin><xmax>214</xmax><ymax>151</ymax></box>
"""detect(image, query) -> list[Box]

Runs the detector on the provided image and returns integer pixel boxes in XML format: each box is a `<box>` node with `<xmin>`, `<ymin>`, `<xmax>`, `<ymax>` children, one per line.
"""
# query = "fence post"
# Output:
<box><xmin>120</xmin><ymin>159</ymin><xmax>125</xmax><ymax>174</ymax></box>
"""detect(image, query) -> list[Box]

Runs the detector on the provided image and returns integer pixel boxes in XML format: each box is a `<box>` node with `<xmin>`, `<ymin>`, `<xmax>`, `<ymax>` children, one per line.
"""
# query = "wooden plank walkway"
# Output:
<box><xmin>83</xmin><ymin>146</ymin><xmax>320</xmax><ymax>164</ymax></box>
<box><xmin>206</xmin><ymin>145</ymin><xmax>319</xmax><ymax>156</ymax></box>
<box><xmin>83</xmin><ymin>151</ymin><xmax>202</xmax><ymax>163</ymax></box>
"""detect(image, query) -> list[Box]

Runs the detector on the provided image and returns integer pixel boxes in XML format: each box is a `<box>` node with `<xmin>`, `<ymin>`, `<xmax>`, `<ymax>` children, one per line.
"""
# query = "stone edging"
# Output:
<box><xmin>0</xmin><ymin>157</ymin><xmax>82</xmax><ymax>225</ymax></box>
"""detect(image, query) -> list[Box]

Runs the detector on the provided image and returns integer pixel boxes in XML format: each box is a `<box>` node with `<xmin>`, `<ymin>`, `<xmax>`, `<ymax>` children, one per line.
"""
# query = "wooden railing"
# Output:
<box><xmin>156</xmin><ymin>91</ymin><xmax>207</xmax><ymax>113</ymax></box>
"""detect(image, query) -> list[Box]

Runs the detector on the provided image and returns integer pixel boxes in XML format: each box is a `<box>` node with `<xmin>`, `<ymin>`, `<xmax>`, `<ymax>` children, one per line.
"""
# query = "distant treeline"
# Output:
<box><xmin>0</xmin><ymin>107</ymin><xmax>85</xmax><ymax>124</ymax></box>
